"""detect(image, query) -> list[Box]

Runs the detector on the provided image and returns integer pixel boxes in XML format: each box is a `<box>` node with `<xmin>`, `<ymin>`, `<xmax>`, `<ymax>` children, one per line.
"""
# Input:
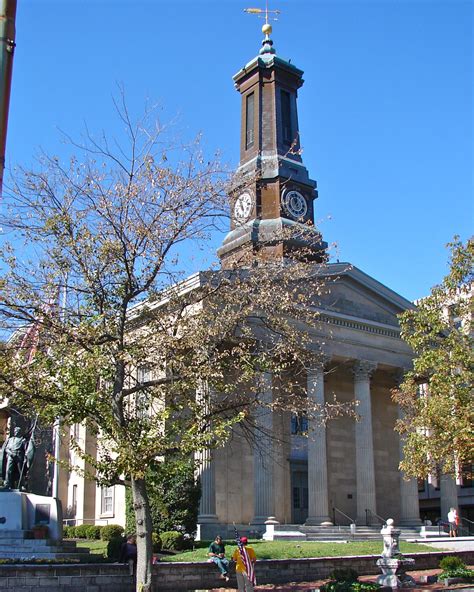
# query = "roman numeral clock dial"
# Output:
<box><xmin>282</xmin><ymin>189</ymin><xmax>308</xmax><ymax>219</ymax></box>
<box><xmin>233</xmin><ymin>191</ymin><xmax>254</xmax><ymax>222</ymax></box>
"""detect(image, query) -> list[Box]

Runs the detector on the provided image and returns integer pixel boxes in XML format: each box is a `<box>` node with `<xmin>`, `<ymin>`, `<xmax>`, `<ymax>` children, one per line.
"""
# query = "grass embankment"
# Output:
<box><xmin>76</xmin><ymin>539</ymin><xmax>435</xmax><ymax>561</ymax></box>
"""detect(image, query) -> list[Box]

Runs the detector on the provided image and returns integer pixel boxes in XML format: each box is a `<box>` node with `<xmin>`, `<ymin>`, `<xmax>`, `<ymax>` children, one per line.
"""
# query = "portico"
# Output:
<box><xmin>198</xmin><ymin>319</ymin><xmax>422</xmax><ymax>535</ymax></box>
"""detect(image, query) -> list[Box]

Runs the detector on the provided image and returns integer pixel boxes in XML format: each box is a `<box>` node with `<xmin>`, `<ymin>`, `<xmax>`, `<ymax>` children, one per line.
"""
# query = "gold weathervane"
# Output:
<box><xmin>244</xmin><ymin>1</ymin><xmax>280</xmax><ymax>36</ymax></box>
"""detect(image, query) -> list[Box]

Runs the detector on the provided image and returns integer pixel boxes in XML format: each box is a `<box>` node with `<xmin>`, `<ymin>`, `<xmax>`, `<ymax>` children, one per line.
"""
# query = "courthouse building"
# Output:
<box><xmin>4</xmin><ymin>24</ymin><xmax>470</xmax><ymax>534</ymax></box>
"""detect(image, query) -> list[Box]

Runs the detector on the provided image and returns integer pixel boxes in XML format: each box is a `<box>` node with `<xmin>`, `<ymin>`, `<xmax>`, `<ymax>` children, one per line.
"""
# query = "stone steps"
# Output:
<box><xmin>272</xmin><ymin>524</ymin><xmax>423</xmax><ymax>542</ymax></box>
<box><xmin>0</xmin><ymin>529</ymin><xmax>91</xmax><ymax>560</ymax></box>
<box><xmin>0</xmin><ymin>550</ymin><xmax>92</xmax><ymax>560</ymax></box>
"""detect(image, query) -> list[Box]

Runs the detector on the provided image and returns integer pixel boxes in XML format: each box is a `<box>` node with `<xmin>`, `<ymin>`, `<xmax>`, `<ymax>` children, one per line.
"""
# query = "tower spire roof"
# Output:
<box><xmin>244</xmin><ymin>2</ymin><xmax>280</xmax><ymax>55</ymax></box>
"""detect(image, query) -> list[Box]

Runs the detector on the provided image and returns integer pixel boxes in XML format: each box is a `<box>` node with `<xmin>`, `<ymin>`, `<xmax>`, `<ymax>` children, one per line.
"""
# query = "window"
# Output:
<box><xmin>291</xmin><ymin>413</ymin><xmax>308</xmax><ymax>435</ymax></box>
<box><xmin>461</xmin><ymin>464</ymin><xmax>474</xmax><ymax>488</ymax></box>
<box><xmin>281</xmin><ymin>90</ymin><xmax>292</xmax><ymax>145</ymax></box>
<box><xmin>101</xmin><ymin>486</ymin><xmax>114</xmax><ymax>515</ymax></box>
<box><xmin>245</xmin><ymin>93</ymin><xmax>255</xmax><ymax>149</ymax></box>
<box><xmin>292</xmin><ymin>487</ymin><xmax>300</xmax><ymax>509</ymax></box>
<box><xmin>72</xmin><ymin>484</ymin><xmax>77</xmax><ymax>516</ymax></box>
<box><xmin>417</xmin><ymin>477</ymin><xmax>426</xmax><ymax>493</ymax></box>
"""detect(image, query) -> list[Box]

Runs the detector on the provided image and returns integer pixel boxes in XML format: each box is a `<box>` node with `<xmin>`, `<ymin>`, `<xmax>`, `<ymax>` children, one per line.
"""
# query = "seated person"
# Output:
<box><xmin>208</xmin><ymin>534</ymin><xmax>230</xmax><ymax>581</ymax></box>
<box><xmin>119</xmin><ymin>534</ymin><xmax>137</xmax><ymax>574</ymax></box>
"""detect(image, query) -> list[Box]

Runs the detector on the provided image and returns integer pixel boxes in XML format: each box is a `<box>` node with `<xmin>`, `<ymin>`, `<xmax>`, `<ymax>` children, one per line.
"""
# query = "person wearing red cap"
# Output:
<box><xmin>232</xmin><ymin>536</ymin><xmax>256</xmax><ymax>591</ymax></box>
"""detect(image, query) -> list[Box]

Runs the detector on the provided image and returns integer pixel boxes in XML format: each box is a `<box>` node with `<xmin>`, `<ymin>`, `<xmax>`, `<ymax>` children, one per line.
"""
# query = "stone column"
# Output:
<box><xmin>306</xmin><ymin>359</ymin><xmax>333</xmax><ymax>525</ymax></box>
<box><xmin>353</xmin><ymin>360</ymin><xmax>377</xmax><ymax>525</ymax></box>
<box><xmin>196</xmin><ymin>382</ymin><xmax>218</xmax><ymax>525</ymax></box>
<box><xmin>440</xmin><ymin>473</ymin><xmax>458</xmax><ymax>523</ymax></box>
<box><xmin>396</xmin><ymin>371</ymin><xmax>421</xmax><ymax>525</ymax></box>
<box><xmin>197</xmin><ymin>447</ymin><xmax>218</xmax><ymax>522</ymax></box>
<box><xmin>252</xmin><ymin>372</ymin><xmax>275</xmax><ymax>524</ymax></box>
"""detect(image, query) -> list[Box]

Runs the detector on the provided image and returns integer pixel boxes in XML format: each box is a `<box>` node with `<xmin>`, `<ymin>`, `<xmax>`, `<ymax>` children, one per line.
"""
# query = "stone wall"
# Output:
<box><xmin>1</xmin><ymin>551</ymin><xmax>473</xmax><ymax>591</ymax></box>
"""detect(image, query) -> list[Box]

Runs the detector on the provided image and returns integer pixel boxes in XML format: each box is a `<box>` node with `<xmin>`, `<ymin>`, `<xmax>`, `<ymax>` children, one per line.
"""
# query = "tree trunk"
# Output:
<box><xmin>131</xmin><ymin>476</ymin><xmax>153</xmax><ymax>592</ymax></box>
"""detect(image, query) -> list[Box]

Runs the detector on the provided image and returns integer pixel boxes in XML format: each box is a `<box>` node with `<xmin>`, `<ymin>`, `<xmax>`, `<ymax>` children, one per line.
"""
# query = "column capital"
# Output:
<box><xmin>352</xmin><ymin>360</ymin><xmax>377</xmax><ymax>382</ymax></box>
<box><xmin>392</xmin><ymin>367</ymin><xmax>409</xmax><ymax>387</ymax></box>
<box><xmin>308</xmin><ymin>353</ymin><xmax>331</xmax><ymax>375</ymax></box>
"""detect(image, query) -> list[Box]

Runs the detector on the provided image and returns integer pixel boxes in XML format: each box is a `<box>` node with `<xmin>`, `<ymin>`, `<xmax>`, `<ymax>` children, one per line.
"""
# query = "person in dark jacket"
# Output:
<box><xmin>119</xmin><ymin>534</ymin><xmax>137</xmax><ymax>574</ymax></box>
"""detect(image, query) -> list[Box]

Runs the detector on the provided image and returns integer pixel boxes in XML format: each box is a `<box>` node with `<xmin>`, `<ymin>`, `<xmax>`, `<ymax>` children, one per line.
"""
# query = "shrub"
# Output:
<box><xmin>84</xmin><ymin>525</ymin><xmax>102</xmax><ymax>539</ymax></box>
<box><xmin>439</xmin><ymin>556</ymin><xmax>465</xmax><ymax>572</ymax></box>
<box><xmin>107</xmin><ymin>536</ymin><xmax>125</xmax><ymax>560</ymax></box>
<box><xmin>160</xmin><ymin>530</ymin><xmax>185</xmax><ymax>551</ymax></box>
<box><xmin>330</xmin><ymin>568</ymin><xmax>359</xmax><ymax>583</ymax></box>
<box><xmin>438</xmin><ymin>557</ymin><xmax>474</xmax><ymax>582</ymax></box>
<box><xmin>100</xmin><ymin>524</ymin><xmax>125</xmax><ymax>541</ymax></box>
<box><xmin>63</xmin><ymin>525</ymin><xmax>76</xmax><ymax>539</ymax></box>
<box><xmin>126</xmin><ymin>458</ymin><xmax>201</xmax><ymax>537</ymax></box>
<box><xmin>441</xmin><ymin>568</ymin><xmax>474</xmax><ymax>581</ymax></box>
<box><xmin>74</xmin><ymin>524</ymin><xmax>91</xmax><ymax>539</ymax></box>
<box><xmin>152</xmin><ymin>532</ymin><xmax>162</xmax><ymax>553</ymax></box>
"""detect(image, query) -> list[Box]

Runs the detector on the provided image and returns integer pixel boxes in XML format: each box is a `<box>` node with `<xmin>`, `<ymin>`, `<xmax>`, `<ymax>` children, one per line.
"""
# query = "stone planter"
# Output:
<box><xmin>443</xmin><ymin>577</ymin><xmax>472</xmax><ymax>587</ymax></box>
<box><xmin>32</xmin><ymin>525</ymin><xmax>49</xmax><ymax>539</ymax></box>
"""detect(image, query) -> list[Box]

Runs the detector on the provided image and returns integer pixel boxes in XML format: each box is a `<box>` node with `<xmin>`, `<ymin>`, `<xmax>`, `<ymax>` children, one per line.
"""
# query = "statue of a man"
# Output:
<box><xmin>0</xmin><ymin>427</ymin><xmax>27</xmax><ymax>489</ymax></box>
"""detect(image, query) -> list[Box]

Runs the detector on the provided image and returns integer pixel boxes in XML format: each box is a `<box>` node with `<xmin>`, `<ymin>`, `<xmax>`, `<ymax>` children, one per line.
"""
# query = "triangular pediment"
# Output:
<box><xmin>316</xmin><ymin>262</ymin><xmax>414</xmax><ymax>327</ymax></box>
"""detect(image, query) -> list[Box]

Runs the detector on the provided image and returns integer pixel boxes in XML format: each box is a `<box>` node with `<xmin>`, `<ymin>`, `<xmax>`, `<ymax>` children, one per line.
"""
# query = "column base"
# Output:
<box><xmin>196</xmin><ymin>519</ymin><xmax>220</xmax><ymax>542</ymax></box>
<box><xmin>305</xmin><ymin>517</ymin><xmax>333</xmax><ymax>526</ymax></box>
<box><xmin>197</xmin><ymin>514</ymin><xmax>219</xmax><ymax>523</ymax></box>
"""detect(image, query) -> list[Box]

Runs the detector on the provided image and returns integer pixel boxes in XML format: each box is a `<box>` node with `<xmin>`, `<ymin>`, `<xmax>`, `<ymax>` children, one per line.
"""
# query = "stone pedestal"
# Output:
<box><xmin>262</xmin><ymin>516</ymin><xmax>280</xmax><ymax>541</ymax></box>
<box><xmin>377</xmin><ymin>518</ymin><xmax>416</xmax><ymax>589</ymax></box>
<box><xmin>0</xmin><ymin>490</ymin><xmax>62</xmax><ymax>541</ymax></box>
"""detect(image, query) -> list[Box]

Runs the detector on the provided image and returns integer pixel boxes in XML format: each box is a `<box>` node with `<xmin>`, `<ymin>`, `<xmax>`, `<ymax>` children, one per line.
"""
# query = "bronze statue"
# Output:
<box><xmin>0</xmin><ymin>426</ymin><xmax>31</xmax><ymax>489</ymax></box>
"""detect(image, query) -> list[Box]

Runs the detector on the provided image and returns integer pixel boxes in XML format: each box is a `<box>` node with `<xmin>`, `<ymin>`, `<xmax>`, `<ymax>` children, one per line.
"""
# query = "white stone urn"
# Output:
<box><xmin>376</xmin><ymin>518</ymin><xmax>415</xmax><ymax>588</ymax></box>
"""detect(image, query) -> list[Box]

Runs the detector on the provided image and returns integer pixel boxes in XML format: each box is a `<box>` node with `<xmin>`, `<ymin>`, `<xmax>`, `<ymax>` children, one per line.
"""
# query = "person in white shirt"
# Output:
<box><xmin>447</xmin><ymin>507</ymin><xmax>458</xmax><ymax>537</ymax></box>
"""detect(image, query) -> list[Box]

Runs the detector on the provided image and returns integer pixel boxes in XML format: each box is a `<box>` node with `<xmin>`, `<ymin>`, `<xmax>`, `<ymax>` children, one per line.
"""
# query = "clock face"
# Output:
<box><xmin>282</xmin><ymin>190</ymin><xmax>308</xmax><ymax>219</ymax></box>
<box><xmin>233</xmin><ymin>191</ymin><xmax>253</xmax><ymax>222</ymax></box>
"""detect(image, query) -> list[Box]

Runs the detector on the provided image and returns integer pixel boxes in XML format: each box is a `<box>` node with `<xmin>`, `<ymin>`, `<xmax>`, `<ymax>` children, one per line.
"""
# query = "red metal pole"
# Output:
<box><xmin>0</xmin><ymin>0</ymin><xmax>17</xmax><ymax>195</ymax></box>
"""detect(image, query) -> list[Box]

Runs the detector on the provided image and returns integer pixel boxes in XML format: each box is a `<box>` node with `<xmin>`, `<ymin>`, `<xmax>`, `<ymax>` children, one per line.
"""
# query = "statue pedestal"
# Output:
<box><xmin>377</xmin><ymin>519</ymin><xmax>416</xmax><ymax>588</ymax></box>
<box><xmin>377</xmin><ymin>557</ymin><xmax>415</xmax><ymax>588</ymax></box>
<box><xmin>0</xmin><ymin>490</ymin><xmax>62</xmax><ymax>541</ymax></box>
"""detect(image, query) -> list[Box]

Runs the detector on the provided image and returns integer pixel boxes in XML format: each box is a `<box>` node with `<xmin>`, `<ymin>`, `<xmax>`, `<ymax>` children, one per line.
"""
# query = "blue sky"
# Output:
<box><xmin>4</xmin><ymin>0</ymin><xmax>473</xmax><ymax>302</ymax></box>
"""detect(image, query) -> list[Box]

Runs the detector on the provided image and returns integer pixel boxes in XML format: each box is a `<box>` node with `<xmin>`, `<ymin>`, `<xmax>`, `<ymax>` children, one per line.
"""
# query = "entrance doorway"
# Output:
<box><xmin>291</xmin><ymin>468</ymin><xmax>308</xmax><ymax>523</ymax></box>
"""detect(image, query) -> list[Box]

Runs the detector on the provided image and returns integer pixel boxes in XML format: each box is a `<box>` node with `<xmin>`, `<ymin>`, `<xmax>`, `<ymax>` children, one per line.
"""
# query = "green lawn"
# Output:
<box><xmin>77</xmin><ymin>539</ymin><xmax>109</xmax><ymax>555</ymax></box>
<box><xmin>162</xmin><ymin>540</ymin><xmax>436</xmax><ymax>562</ymax></box>
<box><xmin>76</xmin><ymin>538</ymin><xmax>437</xmax><ymax>562</ymax></box>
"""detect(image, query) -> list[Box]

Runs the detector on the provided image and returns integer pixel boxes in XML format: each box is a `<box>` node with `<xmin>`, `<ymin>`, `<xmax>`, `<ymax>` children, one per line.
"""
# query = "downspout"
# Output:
<box><xmin>0</xmin><ymin>0</ymin><xmax>17</xmax><ymax>195</ymax></box>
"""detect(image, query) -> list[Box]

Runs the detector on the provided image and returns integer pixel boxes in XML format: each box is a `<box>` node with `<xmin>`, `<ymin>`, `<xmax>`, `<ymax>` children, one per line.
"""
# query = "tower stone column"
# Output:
<box><xmin>353</xmin><ymin>360</ymin><xmax>378</xmax><ymax>525</ymax></box>
<box><xmin>306</xmin><ymin>358</ymin><xmax>332</xmax><ymax>525</ymax></box>
<box><xmin>397</xmin><ymin>371</ymin><xmax>421</xmax><ymax>525</ymax></box>
<box><xmin>252</xmin><ymin>372</ymin><xmax>275</xmax><ymax>524</ymax></box>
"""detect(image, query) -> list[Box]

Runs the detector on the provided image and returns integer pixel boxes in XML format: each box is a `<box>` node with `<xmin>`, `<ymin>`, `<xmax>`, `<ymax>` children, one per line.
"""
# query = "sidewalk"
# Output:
<box><xmin>206</xmin><ymin>565</ymin><xmax>474</xmax><ymax>591</ymax></box>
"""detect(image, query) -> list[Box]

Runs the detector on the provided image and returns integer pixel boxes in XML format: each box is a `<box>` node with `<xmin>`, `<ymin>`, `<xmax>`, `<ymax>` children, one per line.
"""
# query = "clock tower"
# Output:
<box><xmin>217</xmin><ymin>22</ymin><xmax>327</xmax><ymax>267</ymax></box>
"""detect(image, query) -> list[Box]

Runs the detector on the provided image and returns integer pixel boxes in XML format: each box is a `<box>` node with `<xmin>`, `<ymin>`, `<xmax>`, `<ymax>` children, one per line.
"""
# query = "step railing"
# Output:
<box><xmin>365</xmin><ymin>509</ymin><xmax>386</xmax><ymax>527</ymax></box>
<box><xmin>460</xmin><ymin>516</ymin><xmax>474</xmax><ymax>536</ymax></box>
<box><xmin>332</xmin><ymin>506</ymin><xmax>355</xmax><ymax>527</ymax></box>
